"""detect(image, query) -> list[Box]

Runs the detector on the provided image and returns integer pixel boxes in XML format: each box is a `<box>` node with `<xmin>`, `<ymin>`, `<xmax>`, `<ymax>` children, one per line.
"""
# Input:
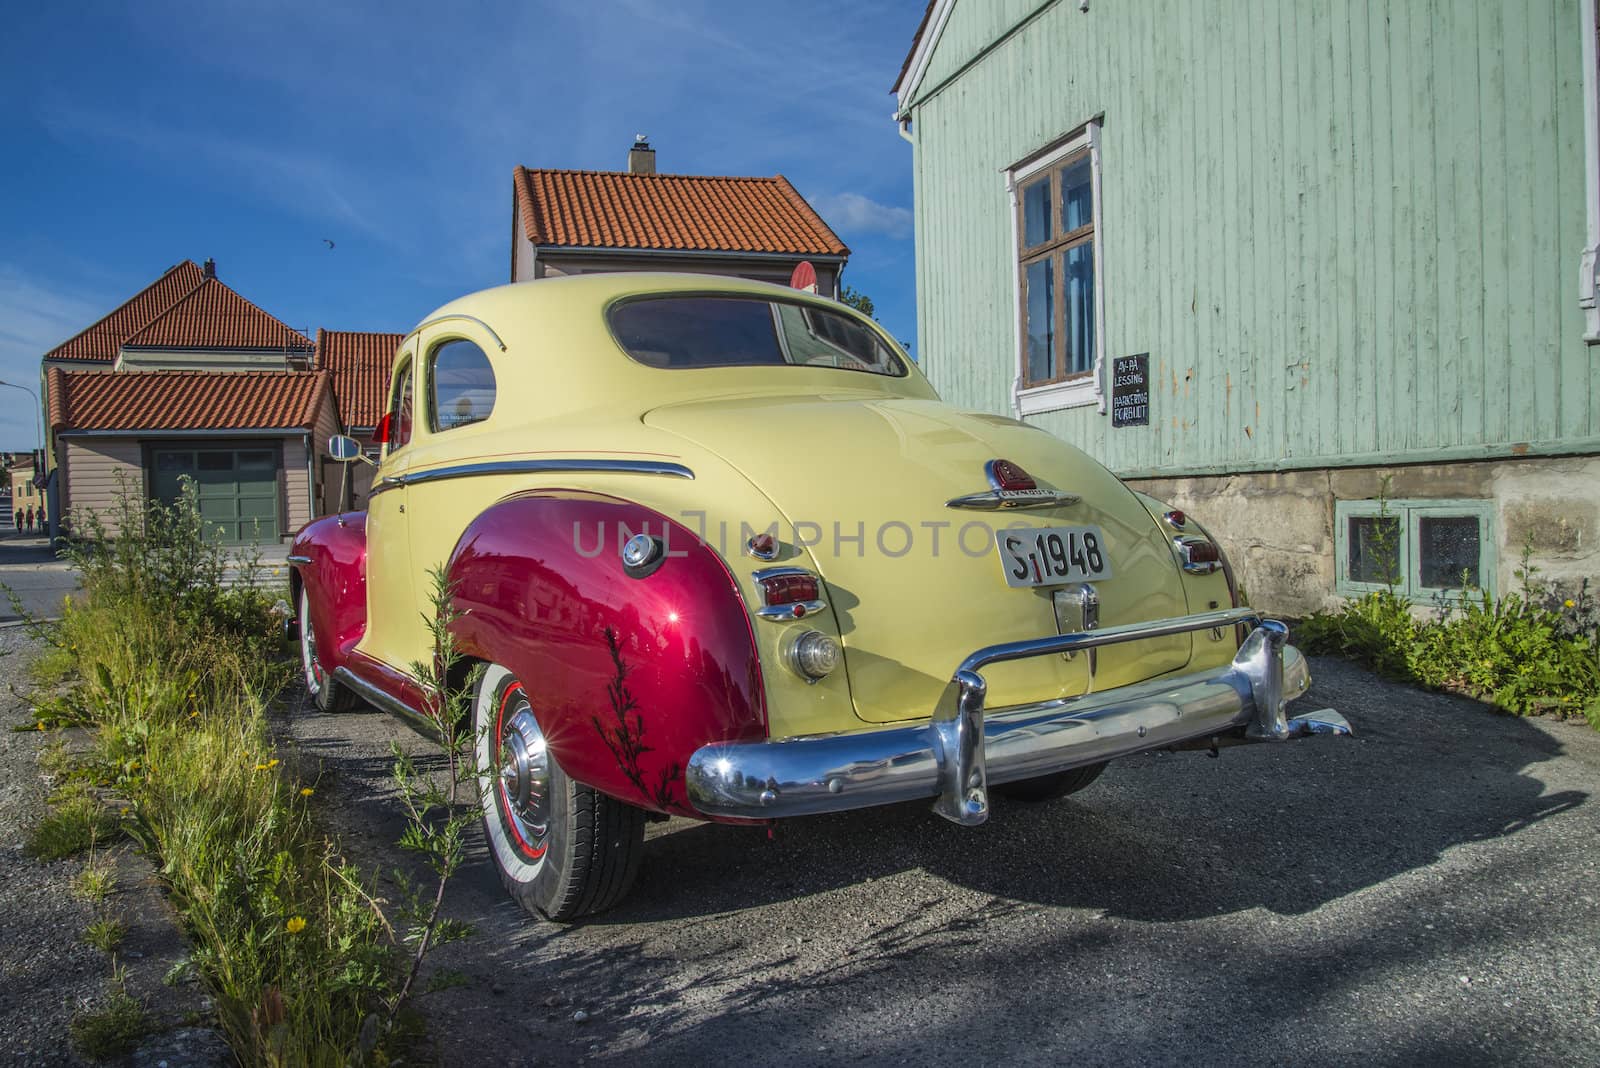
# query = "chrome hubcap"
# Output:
<box><xmin>301</xmin><ymin>603</ymin><xmax>323</xmax><ymax>694</ymax></box>
<box><xmin>496</xmin><ymin>697</ymin><xmax>550</xmax><ymax>857</ymax></box>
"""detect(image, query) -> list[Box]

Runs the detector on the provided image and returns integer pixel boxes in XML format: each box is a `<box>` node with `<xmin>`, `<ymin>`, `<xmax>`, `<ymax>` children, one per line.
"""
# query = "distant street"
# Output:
<box><xmin>0</xmin><ymin>536</ymin><xmax>75</xmax><ymax>625</ymax></box>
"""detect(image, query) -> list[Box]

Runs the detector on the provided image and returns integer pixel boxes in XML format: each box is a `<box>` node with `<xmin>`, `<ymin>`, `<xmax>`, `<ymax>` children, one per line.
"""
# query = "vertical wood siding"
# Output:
<box><xmin>908</xmin><ymin>0</ymin><xmax>1598</xmax><ymax>475</ymax></box>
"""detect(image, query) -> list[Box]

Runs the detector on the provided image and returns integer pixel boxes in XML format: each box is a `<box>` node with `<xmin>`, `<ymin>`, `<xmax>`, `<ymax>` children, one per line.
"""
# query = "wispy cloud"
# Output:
<box><xmin>809</xmin><ymin>192</ymin><xmax>913</xmax><ymax>240</ymax></box>
<box><xmin>0</xmin><ymin>266</ymin><xmax>111</xmax><ymax>446</ymax></box>
<box><xmin>40</xmin><ymin>104</ymin><xmax>391</xmax><ymax>245</ymax></box>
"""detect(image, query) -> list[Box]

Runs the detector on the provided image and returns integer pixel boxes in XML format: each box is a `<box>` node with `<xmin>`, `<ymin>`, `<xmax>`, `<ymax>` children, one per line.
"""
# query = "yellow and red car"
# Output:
<box><xmin>289</xmin><ymin>273</ymin><xmax>1350</xmax><ymax>921</ymax></box>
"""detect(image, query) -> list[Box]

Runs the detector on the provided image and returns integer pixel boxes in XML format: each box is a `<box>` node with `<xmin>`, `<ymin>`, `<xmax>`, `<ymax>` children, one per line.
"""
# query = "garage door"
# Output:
<box><xmin>152</xmin><ymin>447</ymin><xmax>281</xmax><ymax>543</ymax></box>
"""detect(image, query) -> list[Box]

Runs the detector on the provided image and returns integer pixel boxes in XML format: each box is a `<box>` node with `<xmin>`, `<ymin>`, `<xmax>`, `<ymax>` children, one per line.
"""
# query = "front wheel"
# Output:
<box><xmin>475</xmin><ymin>664</ymin><xmax>646</xmax><ymax>921</ymax></box>
<box><xmin>299</xmin><ymin>587</ymin><xmax>360</xmax><ymax>712</ymax></box>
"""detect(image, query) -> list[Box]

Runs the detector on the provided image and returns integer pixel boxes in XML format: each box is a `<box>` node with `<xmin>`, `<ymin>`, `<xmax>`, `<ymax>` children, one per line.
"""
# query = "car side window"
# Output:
<box><xmin>429</xmin><ymin>339</ymin><xmax>496</xmax><ymax>432</ymax></box>
<box><xmin>389</xmin><ymin>359</ymin><xmax>414</xmax><ymax>454</ymax></box>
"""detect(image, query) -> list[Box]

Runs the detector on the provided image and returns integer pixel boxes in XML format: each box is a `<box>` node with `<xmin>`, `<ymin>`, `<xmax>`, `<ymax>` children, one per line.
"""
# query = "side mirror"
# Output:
<box><xmin>327</xmin><ymin>434</ymin><xmax>375</xmax><ymax>466</ymax></box>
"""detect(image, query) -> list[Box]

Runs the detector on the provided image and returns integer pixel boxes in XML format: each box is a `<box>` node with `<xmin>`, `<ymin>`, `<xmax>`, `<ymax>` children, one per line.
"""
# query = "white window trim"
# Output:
<box><xmin>1006</xmin><ymin>121</ymin><xmax>1107</xmax><ymax>417</ymax></box>
<box><xmin>1580</xmin><ymin>0</ymin><xmax>1600</xmax><ymax>343</ymax></box>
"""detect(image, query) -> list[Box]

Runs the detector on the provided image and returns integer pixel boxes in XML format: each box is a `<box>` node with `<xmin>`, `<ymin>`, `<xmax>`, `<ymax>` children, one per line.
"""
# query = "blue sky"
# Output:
<box><xmin>0</xmin><ymin>0</ymin><xmax>923</xmax><ymax>452</ymax></box>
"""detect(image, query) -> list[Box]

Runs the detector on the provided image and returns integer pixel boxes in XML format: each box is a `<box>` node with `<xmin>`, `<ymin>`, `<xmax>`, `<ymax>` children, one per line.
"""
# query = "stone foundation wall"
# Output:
<box><xmin>1127</xmin><ymin>455</ymin><xmax>1600</xmax><ymax>617</ymax></box>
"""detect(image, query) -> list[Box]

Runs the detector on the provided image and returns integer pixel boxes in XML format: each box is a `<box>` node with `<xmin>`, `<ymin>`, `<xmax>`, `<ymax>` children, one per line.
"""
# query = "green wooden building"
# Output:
<box><xmin>893</xmin><ymin>0</ymin><xmax>1600</xmax><ymax>613</ymax></box>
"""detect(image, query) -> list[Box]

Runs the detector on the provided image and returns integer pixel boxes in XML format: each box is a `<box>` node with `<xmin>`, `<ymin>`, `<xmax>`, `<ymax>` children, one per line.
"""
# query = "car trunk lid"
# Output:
<box><xmin>645</xmin><ymin>392</ymin><xmax>1192</xmax><ymax>723</ymax></box>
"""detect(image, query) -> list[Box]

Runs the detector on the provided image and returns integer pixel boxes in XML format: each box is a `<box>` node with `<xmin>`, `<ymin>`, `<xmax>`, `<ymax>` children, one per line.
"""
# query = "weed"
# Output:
<box><xmin>73</xmin><ymin>859</ymin><xmax>118</xmax><ymax>905</ymax></box>
<box><xmin>83</xmin><ymin>915</ymin><xmax>127</xmax><ymax>953</ymax></box>
<box><xmin>26</xmin><ymin>792</ymin><xmax>115</xmax><ymax>860</ymax></box>
<box><xmin>69</xmin><ymin>986</ymin><xmax>150</xmax><ymax>1061</ymax></box>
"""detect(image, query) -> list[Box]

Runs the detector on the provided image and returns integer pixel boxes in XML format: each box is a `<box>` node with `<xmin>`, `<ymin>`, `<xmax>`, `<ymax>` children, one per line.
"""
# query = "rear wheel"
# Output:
<box><xmin>299</xmin><ymin>587</ymin><xmax>359</xmax><ymax>712</ymax></box>
<box><xmin>994</xmin><ymin>761</ymin><xmax>1108</xmax><ymax>802</ymax></box>
<box><xmin>474</xmin><ymin>664</ymin><xmax>646</xmax><ymax>921</ymax></box>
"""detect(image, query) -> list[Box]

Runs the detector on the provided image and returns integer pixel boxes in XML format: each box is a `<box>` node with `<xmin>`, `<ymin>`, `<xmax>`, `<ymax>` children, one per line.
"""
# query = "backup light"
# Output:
<box><xmin>789</xmin><ymin>630</ymin><xmax>840</xmax><ymax>680</ymax></box>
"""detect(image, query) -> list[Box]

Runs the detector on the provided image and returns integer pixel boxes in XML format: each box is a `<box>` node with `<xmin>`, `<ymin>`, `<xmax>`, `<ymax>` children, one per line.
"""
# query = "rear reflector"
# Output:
<box><xmin>1174</xmin><ymin>535</ymin><xmax>1222</xmax><ymax>574</ymax></box>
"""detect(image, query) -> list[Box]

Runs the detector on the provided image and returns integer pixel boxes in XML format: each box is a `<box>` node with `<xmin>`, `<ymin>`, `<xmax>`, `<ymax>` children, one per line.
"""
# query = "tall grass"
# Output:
<box><xmin>39</xmin><ymin>483</ymin><xmax>399</xmax><ymax>1065</ymax></box>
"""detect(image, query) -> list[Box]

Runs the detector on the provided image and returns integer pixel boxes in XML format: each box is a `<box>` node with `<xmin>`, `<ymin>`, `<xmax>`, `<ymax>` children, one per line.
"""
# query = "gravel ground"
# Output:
<box><xmin>0</xmin><ymin>629</ymin><xmax>217</xmax><ymax>1067</ymax></box>
<box><xmin>282</xmin><ymin>654</ymin><xmax>1600</xmax><ymax>1067</ymax></box>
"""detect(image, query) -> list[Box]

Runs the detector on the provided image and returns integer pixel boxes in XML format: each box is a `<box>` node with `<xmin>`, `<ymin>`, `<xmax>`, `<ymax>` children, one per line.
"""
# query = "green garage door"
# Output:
<box><xmin>152</xmin><ymin>447</ymin><xmax>281</xmax><ymax>543</ymax></box>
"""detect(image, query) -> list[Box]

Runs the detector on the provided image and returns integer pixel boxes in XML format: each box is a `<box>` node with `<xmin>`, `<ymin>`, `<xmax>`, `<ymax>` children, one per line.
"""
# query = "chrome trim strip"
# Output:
<box><xmin>404</xmin><ymin>313</ymin><xmax>508</xmax><ymax>351</ymax></box>
<box><xmin>945</xmin><ymin>489</ymin><xmax>1082</xmax><ymax>510</ymax></box>
<box><xmin>751</xmin><ymin>566</ymin><xmax>815</xmax><ymax>582</ymax></box>
<box><xmin>286</xmin><ymin>554</ymin><xmax>312</xmax><ymax>566</ymax></box>
<box><xmin>367</xmin><ymin>458</ymin><xmax>695</xmax><ymax>497</ymax></box>
<box><xmin>331</xmin><ymin>667</ymin><xmax>439</xmax><ymax>739</ymax></box>
<box><xmin>687</xmin><ymin>612</ymin><xmax>1349</xmax><ymax>824</ymax></box>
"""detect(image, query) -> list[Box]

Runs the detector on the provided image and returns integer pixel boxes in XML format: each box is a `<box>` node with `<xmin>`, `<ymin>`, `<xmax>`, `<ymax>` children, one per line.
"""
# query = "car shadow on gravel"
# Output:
<box><xmin>583</xmin><ymin>657</ymin><xmax>1588</xmax><ymax>927</ymax></box>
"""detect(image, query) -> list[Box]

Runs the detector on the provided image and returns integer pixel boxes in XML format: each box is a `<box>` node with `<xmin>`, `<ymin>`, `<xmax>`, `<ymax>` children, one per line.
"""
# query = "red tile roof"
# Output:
<box><xmin>42</xmin><ymin>261</ymin><xmax>206</xmax><ymax>363</ymax></box>
<box><xmin>123</xmin><ymin>277</ymin><xmax>313</xmax><ymax>353</ymax></box>
<box><xmin>514</xmin><ymin>167</ymin><xmax>849</xmax><ymax>257</ymax></box>
<box><xmin>47</xmin><ymin>368</ymin><xmax>332</xmax><ymax>433</ymax></box>
<box><xmin>316</xmin><ymin>329</ymin><xmax>402</xmax><ymax>431</ymax></box>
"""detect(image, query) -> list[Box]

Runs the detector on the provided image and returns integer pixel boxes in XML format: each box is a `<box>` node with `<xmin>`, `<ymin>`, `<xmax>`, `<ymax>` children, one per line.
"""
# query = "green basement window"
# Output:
<box><xmin>1334</xmin><ymin>499</ymin><xmax>1496</xmax><ymax>600</ymax></box>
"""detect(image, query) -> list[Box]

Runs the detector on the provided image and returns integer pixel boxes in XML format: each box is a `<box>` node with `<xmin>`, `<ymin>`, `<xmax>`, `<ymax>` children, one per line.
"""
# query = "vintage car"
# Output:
<box><xmin>288</xmin><ymin>272</ymin><xmax>1351</xmax><ymax>921</ymax></box>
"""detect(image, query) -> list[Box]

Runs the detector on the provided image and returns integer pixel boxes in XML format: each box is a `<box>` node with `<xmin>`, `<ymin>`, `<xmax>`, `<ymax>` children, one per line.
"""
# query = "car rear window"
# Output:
<box><xmin>608</xmin><ymin>296</ymin><xmax>906</xmax><ymax>377</ymax></box>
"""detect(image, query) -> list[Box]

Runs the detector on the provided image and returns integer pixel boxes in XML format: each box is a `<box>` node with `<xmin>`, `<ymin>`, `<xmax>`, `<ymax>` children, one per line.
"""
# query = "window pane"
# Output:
<box><xmin>391</xmin><ymin>363</ymin><xmax>414</xmax><ymax>449</ymax></box>
<box><xmin>431</xmin><ymin>339</ymin><xmax>496</xmax><ymax>431</ymax></box>
<box><xmin>609</xmin><ymin>297</ymin><xmax>905</xmax><ymax>377</ymax></box>
<box><xmin>1060</xmin><ymin>154</ymin><xmax>1092</xmax><ymax>233</ymax></box>
<box><xmin>1418</xmin><ymin>516</ymin><xmax>1481</xmax><ymax>588</ymax></box>
<box><xmin>197</xmin><ymin>452</ymin><xmax>233</xmax><ymax>472</ymax></box>
<box><xmin>1064</xmin><ymin>241</ymin><xmax>1095</xmax><ymax>375</ymax></box>
<box><xmin>1348</xmin><ymin>515</ymin><xmax>1401</xmax><ymax>585</ymax></box>
<box><xmin>1022</xmin><ymin>176</ymin><xmax>1051</xmax><ymax>247</ymax></box>
<box><xmin>1025</xmin><ymin>258</ymin><xmax>1055</xmax><ymax>384</ymax></box>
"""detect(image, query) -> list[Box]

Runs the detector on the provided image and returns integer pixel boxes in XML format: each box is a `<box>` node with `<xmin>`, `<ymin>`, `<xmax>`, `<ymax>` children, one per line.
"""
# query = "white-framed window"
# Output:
<box><xmin>1334</xmin><ymin>499</ymin><xmax>1496</xmax><ymax>600</ymax></box>
<box><xmin>1580</xmin><ymin>0</ymin><xmax>1600</xmax><ymax>342</ymax></box>
<box><xmin>1007</xmin><ymin>120</ymin><xmax>1106</xmax><ymax>416</ymax></box>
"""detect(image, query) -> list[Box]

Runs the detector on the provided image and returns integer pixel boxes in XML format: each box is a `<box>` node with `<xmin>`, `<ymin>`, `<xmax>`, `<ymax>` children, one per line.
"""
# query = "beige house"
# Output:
<box><xmin>39</xmin><ymin>259</ymin><xmax>336</xmax><ymax>543</ymax></box>
<box><xmin>511</xmin><ymin>139</ymin><xmax>850</xmax><ymax>293</ymax></box>
<box><xmin>47</xmin><ymin>369</ymin><xmax>338</xmax><ymax>542</ymax></box>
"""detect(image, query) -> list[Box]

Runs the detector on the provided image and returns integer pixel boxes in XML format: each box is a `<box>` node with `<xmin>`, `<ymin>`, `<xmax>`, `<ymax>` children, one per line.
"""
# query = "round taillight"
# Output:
<box><xmin>790</xmin><ymin>630</ymin><xmax>840</xmax><ymax>680</ymax></box>
<box><xmin>1165</xmin><ymin>509</ymin><xmax>1187</xmax><ymax>529</ymax></box>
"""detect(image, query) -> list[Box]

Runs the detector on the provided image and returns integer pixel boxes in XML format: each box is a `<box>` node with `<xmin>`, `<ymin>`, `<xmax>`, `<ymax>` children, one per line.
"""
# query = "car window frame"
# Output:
<box><xmin>384</xmin><ymin>355</ymin><xmax>415</xmax><ymax>460</ymax></box>
<box><xmin>424</xmin><ymin>335</ymin><xmax>497</xmax><ymax>435</ymax></box>
<box><xmin>604</xmin><ymin>292</ymin><xmax>910</xmax><ymax>379</ymax></box>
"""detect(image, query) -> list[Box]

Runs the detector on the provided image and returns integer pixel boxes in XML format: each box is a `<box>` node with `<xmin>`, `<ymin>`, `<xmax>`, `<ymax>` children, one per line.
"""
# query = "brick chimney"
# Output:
<box><xmin>202</xmin><ymin>257</ymin><xmax>217</xmax><ymax>279</ymax></box>
<box><xmin>627</xmin><ymin>135</ymin><xmax>656</xmax><ymax>175</ymax></box>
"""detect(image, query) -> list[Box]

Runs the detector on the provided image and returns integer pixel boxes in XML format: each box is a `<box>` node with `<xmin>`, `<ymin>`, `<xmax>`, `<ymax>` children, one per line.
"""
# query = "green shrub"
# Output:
<box><xmin>1298</xmin><ymin>563</ymin><xmax>1600</xmax><ymax>728</ymax></box>
<box><xmin>83</xmin><ymin>915</ymin><xmax>127</xmax><ymax>953</ymax></box>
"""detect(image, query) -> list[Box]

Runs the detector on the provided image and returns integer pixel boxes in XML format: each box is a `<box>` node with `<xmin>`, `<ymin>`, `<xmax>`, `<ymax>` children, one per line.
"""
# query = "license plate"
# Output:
<box><xmin>995</xmin><ymin>525</ymin><xmax>1113</xmax><ymax>588</ymax></box>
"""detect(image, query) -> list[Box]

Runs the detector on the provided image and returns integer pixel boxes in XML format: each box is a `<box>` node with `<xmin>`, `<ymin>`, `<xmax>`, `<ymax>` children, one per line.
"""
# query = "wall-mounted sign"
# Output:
<box><xmin>1111</xmin><ymin>353</ymin><xmax>1150</xmax><ymax>428</ymax></box>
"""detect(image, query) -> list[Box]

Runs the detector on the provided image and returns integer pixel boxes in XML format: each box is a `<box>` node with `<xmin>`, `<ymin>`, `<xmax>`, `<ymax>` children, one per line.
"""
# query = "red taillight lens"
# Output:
<box><xmin>1187</xmin><ymin>540</ymin><xmax>1220</xmax><ymax>565</ymax></box>
<box><xmin>1164</xmin><ymin>509</ymin><xmax>1187</xmax><ymax>529</ymax></box>
<box><xmin>372</xmin><ymin>412</ymin><xmax>393</xmax><ymax>445</ymax></box>
<box><xmin>760</xmin><ymin>572</ymin><xmax>819</xmax><ymax>607</ymax></box>
<box><xmin>991</xmin><ymin>459</ymin><xmax>1037</xmax><ymax>492</ymax></box>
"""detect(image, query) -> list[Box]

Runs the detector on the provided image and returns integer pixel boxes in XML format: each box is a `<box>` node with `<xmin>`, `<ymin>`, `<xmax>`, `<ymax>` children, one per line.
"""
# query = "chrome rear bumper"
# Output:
<box><xmin>685</xmin><ymin>609</ymin><xmax>1352</xmax><ymax>826</ymax></box>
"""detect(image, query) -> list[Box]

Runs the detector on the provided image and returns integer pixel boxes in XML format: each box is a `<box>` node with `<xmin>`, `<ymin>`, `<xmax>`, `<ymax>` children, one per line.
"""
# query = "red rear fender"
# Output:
<box><xmin>446</xmin><ymin>492</ymin><xmax>765</xmax><ymax>818</ymax></box>
<box><xmin>290</xmin><ymin>513</ymin><xmax>368</xmax><ymax>675</ymax></box>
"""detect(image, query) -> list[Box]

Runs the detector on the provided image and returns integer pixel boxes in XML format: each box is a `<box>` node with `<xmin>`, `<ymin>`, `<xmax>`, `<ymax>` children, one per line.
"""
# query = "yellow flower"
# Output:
<box><xmin>36</xmin><ymin>722</ymin><xmax>45</xmax><ymax>731</ymax></box>
<box><xmin>1564</xmin><ymin>599</ymin><xmax>1576</xmax><ymax>609</ymax></box>
<box><xmin>285</xmin><ymin>916</ymin><xmax>307</xmax><ymax>934</ymax></box>
<box><xmin>254</xmin><ymin>763</ymin><xmax>269</xmax><ymax>771</ymax></box>
<box><xmin>266</xmin><ymin>758</ymin><xmax>280</xmax><ymax>769</ymax></box>
<box><xmin>299</xmin><ymin>787</ymin><xmax>314</xmax><ymax>797</ymax></box>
